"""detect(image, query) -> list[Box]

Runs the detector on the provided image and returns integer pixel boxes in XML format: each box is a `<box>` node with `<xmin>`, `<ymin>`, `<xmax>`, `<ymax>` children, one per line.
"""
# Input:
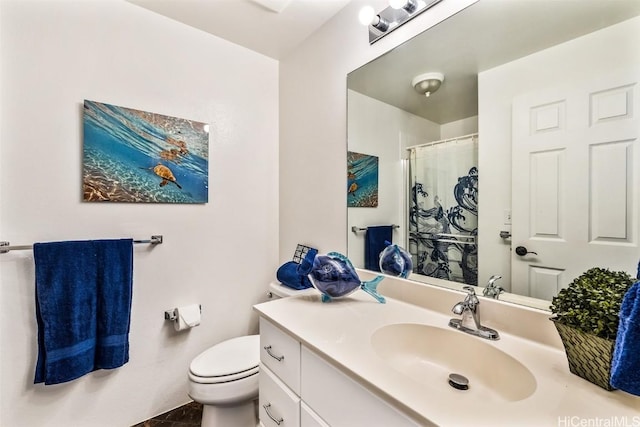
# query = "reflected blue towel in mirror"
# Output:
<box><xmin>610</xmin><ymin>279</ymin><xmax>640</xmax><ymax>395</ymax></box>
<box><xmin>33</xmin><ymin>239</ymin><xmax>133</xmax><ymax>385</ymax></box>
<box><xmin>365</xmin><ymin>226</ymin><xmax>393</xmax><ymax>272</ymax></box>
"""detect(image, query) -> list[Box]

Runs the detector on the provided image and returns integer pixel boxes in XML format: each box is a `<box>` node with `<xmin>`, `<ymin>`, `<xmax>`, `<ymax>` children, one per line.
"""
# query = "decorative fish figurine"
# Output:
<box><xmin>379</xmin><ymin>243</ymin><xmax>413</xmax><ymax>279</ymax></box>
<box><xmin>299</xmin><ymin>251</ymin><xmax>385</xmax><ymax>303</ymax></box>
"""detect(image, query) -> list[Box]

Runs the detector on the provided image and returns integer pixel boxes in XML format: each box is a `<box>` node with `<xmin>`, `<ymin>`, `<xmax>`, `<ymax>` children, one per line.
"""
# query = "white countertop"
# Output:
<box><xmin>254</xmin><ymin>290</ymin><xmax>640</xmax><ymax>426</ymax></box>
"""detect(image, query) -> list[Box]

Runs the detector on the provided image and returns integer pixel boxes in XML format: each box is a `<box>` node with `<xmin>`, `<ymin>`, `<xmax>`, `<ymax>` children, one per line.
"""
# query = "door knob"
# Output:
<box><xmin>515</xmin><ymin>246</ymin><xmax>538</xmax><ymax>256</ymax></box>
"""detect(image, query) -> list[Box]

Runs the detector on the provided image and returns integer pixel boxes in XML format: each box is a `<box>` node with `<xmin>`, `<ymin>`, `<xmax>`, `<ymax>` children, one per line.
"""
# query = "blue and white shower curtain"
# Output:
<box><xmin>408</xmin><ymin>135</ymin><xmax>478</xmax><ymax>285</ymax></box>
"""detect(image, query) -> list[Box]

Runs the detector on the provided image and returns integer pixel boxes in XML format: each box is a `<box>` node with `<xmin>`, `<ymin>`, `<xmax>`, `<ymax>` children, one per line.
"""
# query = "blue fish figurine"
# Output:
<box><xmin>299</xmin><ymin>251</ymin><xmax>385</xmax><ymax>303</ymax></box>
<box><xmin>379</xmin><ymin>243</ymin><xmax>413</xmax><ymax>278</ymax></box>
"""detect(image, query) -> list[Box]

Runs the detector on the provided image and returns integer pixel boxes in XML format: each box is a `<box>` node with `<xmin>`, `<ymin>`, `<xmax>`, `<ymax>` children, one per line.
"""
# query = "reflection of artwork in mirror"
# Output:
<box><xmin>83</xmin><ymin>100</ymin><xmax>209</xmax><ymax>204</ymax></box>
<box><xmin>347</xmin><ymin>151</ymin><xmax>378</xmax><ymax>208</ymax></box>
<box><xmin>408</xmin><ymin>135</ymin><xmax>478</xmax><ymax>285</ymax></box>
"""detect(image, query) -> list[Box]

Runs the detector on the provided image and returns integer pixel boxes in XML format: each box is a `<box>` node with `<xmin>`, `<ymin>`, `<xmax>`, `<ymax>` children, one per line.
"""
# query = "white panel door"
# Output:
<box><xmin>511</xmin><ymin>69</ymin><xmax>639</xmax><ymax>298</ymax></box>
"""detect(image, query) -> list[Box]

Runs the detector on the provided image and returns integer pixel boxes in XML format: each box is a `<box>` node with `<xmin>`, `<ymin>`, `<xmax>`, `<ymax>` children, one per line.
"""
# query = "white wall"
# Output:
<box><xmin>440</xmin><ymin>116</ymin><xmax>478</xmax><ymax>140</ymax></box>
<box><xmin>478</xmin><ymin>16</ymin><xmax>640</xmax><ymax>291</ymax></box>
<box><xmin>347</xmin><ymin>90</ymin><xmax>439</xmax><ymax>267</ymax></box>
<box><xmin>0</xmin><ymin>1</ymin><xmax>278</xmax><ymax>426</ymax></box>
<box><xmin>279</xmin><ymin>0</ymin><xmax>477</xmax><ymax>260</ymax></box>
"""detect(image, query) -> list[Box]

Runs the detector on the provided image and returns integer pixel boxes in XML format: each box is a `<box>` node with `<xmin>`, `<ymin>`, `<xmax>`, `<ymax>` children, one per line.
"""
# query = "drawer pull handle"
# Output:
<box><xmin>264</xmin><ymin>345</ymin><xmax>285</xmax><ymax>362</ymax></box>
<box><xmin>263</xmin><ymin>403</ymin><xmax>283</xmax><ymax>425</ymax></box>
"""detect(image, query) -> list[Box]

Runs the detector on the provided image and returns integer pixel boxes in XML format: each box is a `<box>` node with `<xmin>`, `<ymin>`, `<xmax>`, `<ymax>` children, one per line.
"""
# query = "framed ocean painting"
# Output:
<box><xmin>83</xmin><ymin>100</ymin><xmax>209</xmax><ymax>203</ymax></box>
<box><xmin>347</xmin><ymin>151</ymin><xmax>378</xmax><ymax>208</ymax></box>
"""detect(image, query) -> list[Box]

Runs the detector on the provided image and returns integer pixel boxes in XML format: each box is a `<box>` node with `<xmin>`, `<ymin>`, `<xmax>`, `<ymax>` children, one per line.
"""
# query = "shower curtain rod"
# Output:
<box><xmin>406</xmin><ymin>132</ymin><xmax>478</xmax><ymax>151</ymax></box>
<box><xmin>0</xmin><ymin>235</ymin><xmax>163</xmax><ymax>254</ymax></box>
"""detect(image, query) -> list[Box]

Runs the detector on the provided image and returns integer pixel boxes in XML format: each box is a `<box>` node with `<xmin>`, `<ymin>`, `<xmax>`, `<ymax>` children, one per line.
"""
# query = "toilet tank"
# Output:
<box><xmin>267</xmin><ymin>281</ymin><xmax>317</xmax><ymax>299</ymax></box>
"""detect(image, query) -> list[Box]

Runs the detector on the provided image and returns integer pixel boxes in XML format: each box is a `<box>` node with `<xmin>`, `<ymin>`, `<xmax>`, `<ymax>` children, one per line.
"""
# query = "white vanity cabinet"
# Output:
<box><xmin>259</xmin><ymin>317</ymin><xmax>302</xmax><ymax>427</ymax></box>
<box><xmin>300</xmin><ymin>402</ymin><xmax>330</xmax><ymax>427</ymax></box>
<box><xmin>300</xmin><ymin>347</ymin><xmax>421</xmax><ymax>427</ymax></box>
<box><xmin>260</xmin><ymin>316</ymin><xmax>301</xmax><ymax>395</ymax></box>
<box><xmin>258</xmin><ymin>317</ymin><xmax>421</xmax><ymax>427</ymax></box>
<box><xmin>260</xmin><ymin>365</ymin><xmax>300</xmax><ymax>427</ymax></box>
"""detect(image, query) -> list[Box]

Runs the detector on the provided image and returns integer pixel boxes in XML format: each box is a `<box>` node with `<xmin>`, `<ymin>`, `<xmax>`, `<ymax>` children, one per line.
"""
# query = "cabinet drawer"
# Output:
<box><xmin>260</xmin><ymin>364</ymin><xmax>300</xmax><ymax>427</ymax></box>
<box><xmin>260</xmin><ymin>317</ymin><xmax>301</xmax><ymax>394</ymax></box>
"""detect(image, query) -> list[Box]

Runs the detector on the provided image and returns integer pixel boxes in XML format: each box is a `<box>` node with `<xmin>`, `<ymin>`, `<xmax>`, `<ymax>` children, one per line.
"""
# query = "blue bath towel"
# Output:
<box><xmin>276</xmin><ymin>261</ymin><xmax>313</xmax><ymax>290</ymax></box>
<box><xmin>365</xmin><ymin>226</ymin><xmax>393</xmax><ymax>272</ymax></box>
<box><xmin>34</xmin><ymin>239</ymin><xmax>133</xmax><ymax>385</ymax></box>
<box><xmin>610</xmin><ymin>279</ymin><xmax>640</xmax><ymax>395</ymax></box>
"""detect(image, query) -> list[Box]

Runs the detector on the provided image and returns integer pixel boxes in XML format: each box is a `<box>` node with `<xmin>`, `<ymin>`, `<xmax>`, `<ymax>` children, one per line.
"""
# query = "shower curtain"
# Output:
<box><xmin>408</xmin><ymin>135</ymin><xmax>478</xmax><ymax>285</ymax></box>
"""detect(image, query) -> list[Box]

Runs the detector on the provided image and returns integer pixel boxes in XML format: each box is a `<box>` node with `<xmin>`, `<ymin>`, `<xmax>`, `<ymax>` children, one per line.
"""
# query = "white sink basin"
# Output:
<box><xmin>371</xmin><ymin>323</ymin><xmax>537</xmax><ymax>402</ymax></box>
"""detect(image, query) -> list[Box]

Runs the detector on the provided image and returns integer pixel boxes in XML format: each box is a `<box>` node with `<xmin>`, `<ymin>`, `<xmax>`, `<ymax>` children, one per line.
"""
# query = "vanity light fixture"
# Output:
<box><xmin>412</xmin><ymin>72</ymin><xmax>444</xmax><ymax>97</ymax></box>
<box><xmin>371</xmin><ymin>14</ymin><xmax>391</xmax><ymax>32</ymax></box>
<box><xmin>389</xmin><ymin>0</ymin><xmax>418</xmax><ymax>14</ymax></box>
<box><xmin>358</xmin><ymin>6</ymin><xmax>390</xmax><ymax>32</ymax></box>
<box><xmin>358</xmin><ymin>6</ymin><xmax>375</xmax><ymax>25</ymax></box>
<box><xmin>360</xmin><ymin>0</ymin><xmax>443</xmax><ymax>44</ymax></box>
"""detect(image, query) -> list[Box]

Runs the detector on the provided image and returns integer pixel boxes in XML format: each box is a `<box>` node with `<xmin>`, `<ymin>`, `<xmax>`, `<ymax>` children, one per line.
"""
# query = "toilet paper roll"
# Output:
<box><xmin>174</xmin><ymin>304</ymin><xmax>201</xmax><ymax>331</ymax></box>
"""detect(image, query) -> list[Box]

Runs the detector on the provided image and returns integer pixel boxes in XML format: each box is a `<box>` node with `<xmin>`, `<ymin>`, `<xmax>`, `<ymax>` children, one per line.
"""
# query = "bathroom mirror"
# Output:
<box><xmin>347</xmin><ymin>0</ymin><xmax>640</xmax><ymax>310</ymax></box>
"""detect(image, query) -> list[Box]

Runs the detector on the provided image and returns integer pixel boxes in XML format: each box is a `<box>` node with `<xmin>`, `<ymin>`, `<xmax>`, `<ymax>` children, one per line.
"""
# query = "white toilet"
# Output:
<box><xmin>188</xmin><ymin>282</ymin><xmax>317</xmax><ymax>427</ymax></box>
<box><xmin>267</xmin><ymin>280</ymin><xmax>318</xmax><ymax>300</ymax></box>
<box><xmin>188</xmin><ymin>334</ymin><xmax>260</xmax><ymax>427</ymax></box>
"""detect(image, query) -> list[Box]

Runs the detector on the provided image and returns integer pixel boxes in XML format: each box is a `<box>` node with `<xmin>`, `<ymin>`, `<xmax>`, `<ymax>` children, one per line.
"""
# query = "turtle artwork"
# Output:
<box><xmin>153</xmin><ymin>163</ymin><xmax>182</xmax><ymax>189</ymax></box>
<box><xmin>83</xmin><ymin>100</ymin><xmax>208</xmax><ymax>203</ymax></box>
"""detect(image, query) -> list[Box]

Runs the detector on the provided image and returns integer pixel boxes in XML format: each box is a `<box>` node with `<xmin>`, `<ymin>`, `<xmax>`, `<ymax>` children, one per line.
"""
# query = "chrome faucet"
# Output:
<box><xmin>482</xmin><ymin>275</ymin><xmax>504</xmax><ymax>299</ymax></box>
<box><xmin>449</xmin><ymin>286</ymin><xmax>499</xmax><ymax>340</ymax></box>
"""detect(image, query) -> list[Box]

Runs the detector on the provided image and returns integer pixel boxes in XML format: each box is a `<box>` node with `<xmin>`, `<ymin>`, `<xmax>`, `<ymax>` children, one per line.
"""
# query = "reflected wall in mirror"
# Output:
<box><xmin>347</xmin><ymin>0</ymin><xmax>640</xmax><ymax>311</ymax></box>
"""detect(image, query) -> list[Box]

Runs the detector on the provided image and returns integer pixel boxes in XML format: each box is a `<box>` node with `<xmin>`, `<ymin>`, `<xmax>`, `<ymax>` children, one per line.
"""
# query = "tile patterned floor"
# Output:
<box><xmin>131</xmin><ymin>401</ymin><xmax>203</xmax><ymax>427</ymax></box>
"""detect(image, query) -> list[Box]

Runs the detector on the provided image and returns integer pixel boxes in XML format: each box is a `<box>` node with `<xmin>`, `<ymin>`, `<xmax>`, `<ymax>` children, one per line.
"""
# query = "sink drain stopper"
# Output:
<box><xmin>448</xmin><ymin>373</ymin><xmax>469</xmax><ymax>390</ymax></box>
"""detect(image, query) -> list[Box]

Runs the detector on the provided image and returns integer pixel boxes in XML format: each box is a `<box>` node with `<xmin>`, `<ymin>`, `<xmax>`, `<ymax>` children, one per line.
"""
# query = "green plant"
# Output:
<box><xmin>550</xmin><ymin>267</ymin><xmax>634</xmax><ymax>340</ymax></box>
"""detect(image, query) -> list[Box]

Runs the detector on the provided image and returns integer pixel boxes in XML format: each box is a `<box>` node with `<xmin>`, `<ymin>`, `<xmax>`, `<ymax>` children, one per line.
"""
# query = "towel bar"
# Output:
<box><xmin>351</xmin><ymin>225</ymin><xmax>400</xmax><ymax>234</ymax></box>
<box><xmin>0</xmin><ymin>235</ymin><xmax>163</xmax><ymax>254</ymax></box>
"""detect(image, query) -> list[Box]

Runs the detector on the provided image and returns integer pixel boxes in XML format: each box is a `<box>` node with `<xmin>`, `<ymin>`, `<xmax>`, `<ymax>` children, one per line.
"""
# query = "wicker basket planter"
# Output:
<box><xmin>552</xmin><ymin>319</ymin><xmax>615</xmax><ymax>391</ymax></box>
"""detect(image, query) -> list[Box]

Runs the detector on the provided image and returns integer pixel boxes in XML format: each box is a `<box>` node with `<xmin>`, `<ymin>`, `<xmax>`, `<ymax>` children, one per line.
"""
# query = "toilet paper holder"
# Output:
<box><xmin>164</xmin><ymin>305</ymin><xmax>202</xmax><ymax>321</ymax></box>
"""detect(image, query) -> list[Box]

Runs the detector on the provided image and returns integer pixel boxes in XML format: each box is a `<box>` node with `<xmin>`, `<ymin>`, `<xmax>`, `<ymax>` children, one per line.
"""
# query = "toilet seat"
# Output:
<box><xmin>189</xmin><ymin>335</ymin><xmax>260</xmax><ymax>385</ymax></box>
<box><xmin>189</xmin><ymin>366</ymin><xmax>258</xmax><ymax>384</ymax></box>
